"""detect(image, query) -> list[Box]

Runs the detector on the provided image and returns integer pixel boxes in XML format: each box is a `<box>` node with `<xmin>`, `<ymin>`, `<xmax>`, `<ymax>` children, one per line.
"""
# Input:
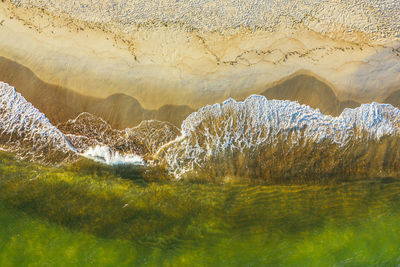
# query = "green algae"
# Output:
<box><xmin>0</xmin><ymin>151</ymin><xmax>400</xmax><ymax>266</ymax></box>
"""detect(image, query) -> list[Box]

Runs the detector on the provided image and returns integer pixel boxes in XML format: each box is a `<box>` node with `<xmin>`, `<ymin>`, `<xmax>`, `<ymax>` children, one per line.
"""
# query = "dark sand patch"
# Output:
<box><xmin>385</xmin><ymin>90</ymin><xmax>400</xmax><ymax>108</ymax></box>
<box><xmin>0</xmin><ymin>56</ymin><xmax>193</xmax><ymax>128</ymax></box>
<box><xmin>1</xmin><ymin>56</ymin><xmax>383</xmax><ymax>130</ymax></box>
<box><xmin>262</xmin><ymin>74</ymin><xmax>360</xmax><ymax>115</ymax></box>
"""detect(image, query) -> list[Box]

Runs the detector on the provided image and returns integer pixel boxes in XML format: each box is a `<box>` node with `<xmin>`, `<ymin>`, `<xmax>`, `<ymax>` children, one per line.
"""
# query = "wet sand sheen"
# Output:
<box><xmin>1</xmin><ymin>56</ymin><xmax>386</xmax><ymax>130</ymax></box>
<box><xmin>0</xmin><ymin>56</ymin><xmax>193</xmax><ymax>128</ymax></box>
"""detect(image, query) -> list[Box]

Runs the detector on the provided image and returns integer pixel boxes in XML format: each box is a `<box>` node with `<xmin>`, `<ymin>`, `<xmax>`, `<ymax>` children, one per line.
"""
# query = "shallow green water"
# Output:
<box><xmin>1</xmin><ymin>153</ymin><xmax>400</xmax><ymax>266</ymax></box>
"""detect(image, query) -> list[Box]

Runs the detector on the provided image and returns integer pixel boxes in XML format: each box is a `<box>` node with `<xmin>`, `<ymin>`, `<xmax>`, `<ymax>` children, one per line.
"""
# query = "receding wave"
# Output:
<box><xmin>82</xmin><ymin>145</ymin><xmax>145</xmax><ymax>165</ymax></box>
<box><xmin>2</xmin><ymin>80</ymin><xmax>400</xmax><ymax>182</ymax></box>
<box><xmin>0</xmin><ymin>82</ymin><xmax>76</xmax><ymax>163</ymax></box>
<box><xmin>57</xmin><ymin>112</ymin><xmax>180</xmax><ymax>161</ymax></box>
<box><xmin>155</xmin><ymin>95</ymin><xmax>400</xmax><ymax>182</ymax></box>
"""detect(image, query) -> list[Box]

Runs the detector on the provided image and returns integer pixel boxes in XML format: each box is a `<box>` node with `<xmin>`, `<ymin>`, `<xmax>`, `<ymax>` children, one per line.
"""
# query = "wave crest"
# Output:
<box><xmin>82</xmin><ymin>145</ymin><xmax>145</xmax><ymax>165</ymax></box>
<box><xmin>0</xmin><ymin>82</ymin><xmax>76</xmax><ymax>163</ymax></box>
<box><xmin>156</xmin><ymin>95</ymin><xmax>400</xmax><ymax>181</ymax></box>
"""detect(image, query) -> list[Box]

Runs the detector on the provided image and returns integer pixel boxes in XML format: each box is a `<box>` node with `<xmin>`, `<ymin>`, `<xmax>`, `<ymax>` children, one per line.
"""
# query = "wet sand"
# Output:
<box><xmin>0</xmin><ymin>56</ymin><xmax>193</xmax><ymax>128</ymax></box>
<box><xmin>262</xmin><ymin>74</ymin><xmax>360</xmax><ymax>115</ymax></box>
<box><xmin>0</xmin><ymin>55</ymin><xmax>367</xmax><ymax>131</ymax></box>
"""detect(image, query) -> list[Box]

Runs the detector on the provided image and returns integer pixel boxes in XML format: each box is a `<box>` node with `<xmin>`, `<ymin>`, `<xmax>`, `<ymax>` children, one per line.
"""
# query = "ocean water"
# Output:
<box><xmin>0</xmin><ymin>154</ymin><xmax>400</xmax><ymax>266</ymax></box>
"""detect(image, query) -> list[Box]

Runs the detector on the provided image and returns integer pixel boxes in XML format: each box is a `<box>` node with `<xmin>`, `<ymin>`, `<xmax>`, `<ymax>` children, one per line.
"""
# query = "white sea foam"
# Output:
<box><xmin>0</xmin><ymin>81</ymin><xmax>75</xmax><ymax>162</ymax></box>
<box><xmin>82</xmin><ymin>145</ymin><xmax>145</xmax><ymax>165</ymax></box>
<box><xmin>158</xmin><ymin>95</ymin><xmax>400</xmax><ymax>178</ymax></box>
<box><xmin>3</xmin><ymin>77</ymin><xmax>400</xmax><ymax>180</ymax></box>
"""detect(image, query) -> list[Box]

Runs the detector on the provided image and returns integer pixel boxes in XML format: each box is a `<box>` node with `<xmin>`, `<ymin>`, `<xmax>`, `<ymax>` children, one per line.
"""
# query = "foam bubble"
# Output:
<box><xmin>82</xmin><ymin>145</ymin><xmax>145</xmax><ymax>165</ymax></box>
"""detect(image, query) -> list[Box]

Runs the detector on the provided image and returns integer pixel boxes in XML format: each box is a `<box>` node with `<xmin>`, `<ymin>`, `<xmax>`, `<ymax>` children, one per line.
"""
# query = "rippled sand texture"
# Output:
<box><xmin>0</xmin><ymin>0</ymin><xmax>399</xmax><ymax>125</ymax></box>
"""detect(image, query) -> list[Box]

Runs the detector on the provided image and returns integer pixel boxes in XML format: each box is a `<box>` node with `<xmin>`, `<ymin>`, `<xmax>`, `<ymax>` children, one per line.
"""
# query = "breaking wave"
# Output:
<box><xmin>2</xmin><ymin>79</ymin><xmax>400</xmax><ymax>182</ymax></box>
<box><xmin>0</xmin><ymin>82</ymin><xmax>76</xmax><ymax>163</ymax></box>
<box><xmin>155</xmin><ymin>95</ymin><xmax>400</xmax><ymax>181</ymax></box>
<box><xmin>81</xmin><ymin>145</ymin><xmax>145</xmax><ymax>165</ymax></box>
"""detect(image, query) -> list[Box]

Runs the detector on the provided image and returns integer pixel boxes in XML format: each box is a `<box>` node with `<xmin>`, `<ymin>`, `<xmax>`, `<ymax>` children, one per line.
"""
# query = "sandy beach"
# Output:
<box><xmin>0</xmin><ymin>0</ymin><xmax>399</xmax><ymax>115</ymax></box>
